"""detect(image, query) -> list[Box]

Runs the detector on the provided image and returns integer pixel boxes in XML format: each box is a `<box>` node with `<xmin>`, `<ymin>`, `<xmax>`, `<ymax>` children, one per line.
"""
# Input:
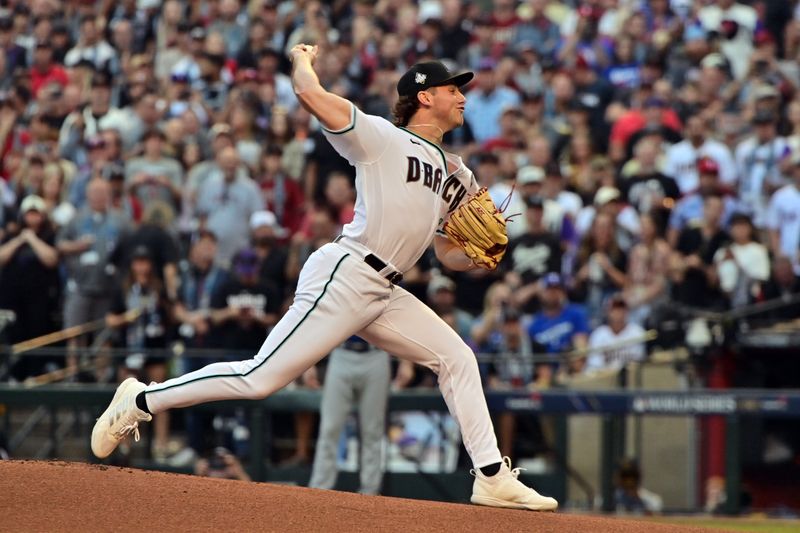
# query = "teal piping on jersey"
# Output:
<box><xmin>320</xmin><ymin>104</ymin><xmax>356</xmax><ymax>135</ymax></box>
<box><xmin>399</xmin><ymin>127</ymin><xmax>448</xmax><ymax>173</ymax></box>
<box><xmin>147</xmin><ymin>254</ymin><xmax>351</xmax><ymax>395</ymax></box>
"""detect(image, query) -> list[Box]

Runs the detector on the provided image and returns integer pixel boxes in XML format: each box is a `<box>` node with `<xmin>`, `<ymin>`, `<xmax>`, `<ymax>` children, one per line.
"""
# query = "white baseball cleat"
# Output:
<box><xmin>470</xmin><ymin>457</ymin><xmax>559</xmax><ymax>511</ymax></box>
<box><xmin>91</xmin><ymin>377</ymin><xmax>152</xmax><ymax>459</ymax></box>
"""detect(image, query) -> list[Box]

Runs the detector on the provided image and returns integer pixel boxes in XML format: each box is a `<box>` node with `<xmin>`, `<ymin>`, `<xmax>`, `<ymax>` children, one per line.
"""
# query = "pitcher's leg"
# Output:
<box><xmin>145</xmin><ymin>252</ymin><xmax>375</xmax><ymax>414</ymax></box>
<box><xmin>356</xmin><ymin>350</ymin><xmax>390</xmax><ymax>495</ymax></box>
<box><xmin>309</xmin><ymin>350</ymin><xmax>355</xmax><ymax>490</ymax></box>
<box><xmin>359</xmin><ymin>289</ymin><xmax>501</xmax><ymax>468</ymax></box>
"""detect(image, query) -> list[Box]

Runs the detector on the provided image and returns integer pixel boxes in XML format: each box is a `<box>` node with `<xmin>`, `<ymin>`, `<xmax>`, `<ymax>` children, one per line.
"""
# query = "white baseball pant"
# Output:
<box><xmin>144</xmin><ymin>241</ymin><xmax>502</xmax><ymax>468</ymax></box>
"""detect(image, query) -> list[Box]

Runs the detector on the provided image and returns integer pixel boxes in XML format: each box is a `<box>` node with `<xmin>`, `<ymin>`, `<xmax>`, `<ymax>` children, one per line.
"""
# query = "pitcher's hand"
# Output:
<box><xmin>289</xmin><ymin>44</ymin><xmax>318</xmax><ymax>65</ymax></box>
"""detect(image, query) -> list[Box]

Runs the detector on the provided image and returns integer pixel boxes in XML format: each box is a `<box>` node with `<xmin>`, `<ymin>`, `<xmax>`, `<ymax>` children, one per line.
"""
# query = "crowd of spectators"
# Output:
<box><xmin>1</xmin><ymin>0</ymin><xmax>800</xmax><ymax>462</ymax></box>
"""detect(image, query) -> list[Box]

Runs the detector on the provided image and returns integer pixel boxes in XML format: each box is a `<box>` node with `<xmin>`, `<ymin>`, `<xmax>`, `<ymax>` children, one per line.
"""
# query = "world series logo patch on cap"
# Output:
<box><xmin>415</xmin><ymin>72</ymin><xmax>427</xmax><ymax>84</ymax></box>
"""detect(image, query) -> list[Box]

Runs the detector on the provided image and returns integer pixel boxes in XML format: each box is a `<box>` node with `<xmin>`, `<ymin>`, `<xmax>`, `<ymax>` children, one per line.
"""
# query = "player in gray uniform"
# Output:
<box><xmin>308</xmin><ymin>336</ymin><xmax>390</xmax><ymax>495</ymax></box>
<box><xmin>92</xmin><ymin>44</ymin><xmax>558</xmax><ymax>511</ymax></box>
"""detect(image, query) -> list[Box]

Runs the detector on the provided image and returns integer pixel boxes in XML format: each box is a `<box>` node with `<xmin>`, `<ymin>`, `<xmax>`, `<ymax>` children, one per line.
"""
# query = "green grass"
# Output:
<box><xmin>650</xmin><ymin>517</ymin><xmax>800</xmax><ymax>532</ymax></box>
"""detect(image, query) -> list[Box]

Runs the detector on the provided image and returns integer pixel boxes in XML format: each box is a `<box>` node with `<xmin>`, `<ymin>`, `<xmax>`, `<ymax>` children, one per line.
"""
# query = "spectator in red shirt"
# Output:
<box><xmin>324</xmin><ymin>171</ymin><xmax>355</xmax><ymax>227</ymax></box>
<box><xmin>257</xmin><ymin>144</ymin><xmax>304</xmax><ymax>237</ymax></box>
<box><xmin>609</xmin><ymin>94</ymin><xmax>682</xmax><ymax>164</ymax></box>
<box><xmin>29</xmin><ymin>41</ymin><xmax>69</xmax><ymax>99</ymax></box>
<box><xmin>489</xmin><ymin>0</ymin><xmax>520</xmax><ymax>52</ymax></box>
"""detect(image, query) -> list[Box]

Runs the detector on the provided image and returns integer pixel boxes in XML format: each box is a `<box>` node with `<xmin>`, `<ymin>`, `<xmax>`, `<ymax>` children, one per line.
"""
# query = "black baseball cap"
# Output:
<box><xmin>397</xmin><ymin>61</ymin><xmax>473</xmax><ymax>98</ymax></box>
<box><xmin>131</xmin><ymin>245</ymin><xmax>153</xmax><ymax>262</ymax></box>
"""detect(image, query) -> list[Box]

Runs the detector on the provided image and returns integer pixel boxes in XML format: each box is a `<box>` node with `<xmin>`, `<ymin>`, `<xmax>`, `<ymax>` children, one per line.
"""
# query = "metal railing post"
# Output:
<box><xmin>249</xmin><ymin>405</ymin><xmax>266</xmax><ymax>482</ymax></box>
<box><xmin>600</xmin><ymin>415</ymin><xmax>615</xmax><ymax>512</ymax></box>
<box><xmin>723</xmin><ymin>414</ymin><xmax>741</xmax><ymax>515</ymax></box>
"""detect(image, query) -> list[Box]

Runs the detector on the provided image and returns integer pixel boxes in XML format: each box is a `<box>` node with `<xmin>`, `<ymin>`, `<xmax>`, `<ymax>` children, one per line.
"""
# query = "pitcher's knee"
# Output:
<box><xmin>243</xmin><ymin>379</ymin><xmax>280</xmax><ymax>400</ymax></box>
<box><xmin>444</xmin><ymin>345</ymin><xmax>480</xmax><ymax>374</ymax></box>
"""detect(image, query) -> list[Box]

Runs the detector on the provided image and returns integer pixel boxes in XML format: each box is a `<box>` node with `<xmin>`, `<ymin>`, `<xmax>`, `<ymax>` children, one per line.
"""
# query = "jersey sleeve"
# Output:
<box><xmin>321</xmin><ymin>103</ymin><xmax>394</xmax><ymax>165</ymax></box>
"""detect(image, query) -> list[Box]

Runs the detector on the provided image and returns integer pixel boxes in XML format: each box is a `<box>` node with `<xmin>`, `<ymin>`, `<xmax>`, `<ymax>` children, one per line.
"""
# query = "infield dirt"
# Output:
<box><xmin>1</xmin><ymin>460</ymin><xmax>724</xmax><ymax>532</ymax></box>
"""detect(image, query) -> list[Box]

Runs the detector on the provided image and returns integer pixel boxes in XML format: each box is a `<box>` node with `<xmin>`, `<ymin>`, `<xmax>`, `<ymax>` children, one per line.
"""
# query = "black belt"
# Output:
<box><xmin>334</xmin><ymin>235</ymin><xmax>403</xmax><ymax>284</ymax></box>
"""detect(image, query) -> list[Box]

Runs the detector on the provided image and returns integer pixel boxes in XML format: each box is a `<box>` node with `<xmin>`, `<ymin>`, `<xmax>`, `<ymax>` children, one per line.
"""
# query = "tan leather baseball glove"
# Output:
<box><xmin>443</xmin><ymin>187</ymin><xmax>509</xmax><ymax>270</ymax></box>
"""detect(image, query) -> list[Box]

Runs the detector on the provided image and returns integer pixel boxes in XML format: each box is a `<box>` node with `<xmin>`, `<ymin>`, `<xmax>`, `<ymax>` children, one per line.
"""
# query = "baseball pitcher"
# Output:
<box><xmin>91</xmin><ymin>44</ymin><xmax>557</xmax><ymax>511</ymax></box>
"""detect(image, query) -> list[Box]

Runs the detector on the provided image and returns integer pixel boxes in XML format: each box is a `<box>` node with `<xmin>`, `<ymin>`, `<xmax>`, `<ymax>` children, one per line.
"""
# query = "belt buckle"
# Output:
<box><xmin>388</xmin><ymin>272</ymin><xmax>403</xmax><ymax>284</ymax></box>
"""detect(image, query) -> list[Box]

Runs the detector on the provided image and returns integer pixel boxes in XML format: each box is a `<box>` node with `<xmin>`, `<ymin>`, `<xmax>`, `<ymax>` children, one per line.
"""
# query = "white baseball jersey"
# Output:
<box><xmin>324</xmin><ymin>104</ymin><xmax>478</xmax><ymax>273</ymax></box>
<box><xmin>585</xmin><ymin>323</ymin><xmax>646</xmax><ymax>372</ymax></box>
<box><xmin>766</xmin><ymin>184</ymin><xmax>800</xmax><ymax>274</ymax></box>
<box><xmin>664</xmin><ymin>139</ymin><xmax>737</xmax><ymax>193</ymax></box>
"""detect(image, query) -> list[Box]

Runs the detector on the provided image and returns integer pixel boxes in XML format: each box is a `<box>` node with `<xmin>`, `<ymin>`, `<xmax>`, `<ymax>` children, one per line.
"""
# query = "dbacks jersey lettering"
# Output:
<box><xmin>323</xmin><ymin>104</ymin><xmax>477</xmax><ymax>273</ymax></box>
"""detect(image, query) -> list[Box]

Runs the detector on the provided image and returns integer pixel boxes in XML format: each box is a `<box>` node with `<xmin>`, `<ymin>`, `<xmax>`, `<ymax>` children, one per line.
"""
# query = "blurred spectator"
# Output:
<box><xmin>528</xmin><ymin>273</ymin><xmax>589</xmax><ymax>382</ymax></box>
<box><xmin>614</xmin><ymin>458</ymin><xmax>663</xmax><ymax>515</ymax></box>
<box><xmin>664</xmin><ymin>115</ymin><xmax>737</xmax><ymax>194</ymax></box>
<box><xmin>571</xmin><ymin>54</ymin><xmax>615</xmax><ymax>152</ymax></box>
<box><xmin>766</xmin><ymin>154</ymin><xmax>800</xmax><ymax>275</ymax></box>
<box><xmin>0</xmin><ymin>177</ymin><xmax>14</xmax><ymax>239</ymax></box>
<box><xmin>107</xmin><ymin>245</ymin><xmax>172</xmax><ymax>456</ymax></box>
<box><xmin>254</xmin><ymin>47</ymin><xmax>297</xmax><ymax>112</ymax></box>
<box><xmin>182</xmin><ymin>124</ymin><xmax>235</xmax><ymax>231</ymax></box>
<box><xmin>698</xmin><ymin>0</ymin><xmax>757</xmax><ymax>81</ymax></box>
<box><xmin>114</xmin><ymin>201</ymin><xmax>180</xmax><ymax>301</ymax></box>
<box><xmin>670</xmin><ymin>194</ymin><xmax>730</xmax><ymax>309</ymax></box>
<box><xmin>514</xmin><ymin>165</ymin><xmax>575</xmax><ymax>245</ymax></box>
<box><xmin>174</xmin><ymin>229</ymin><xmax>228</xmax><ymax>459</ymax></box>
<box><xmin>623</xmin><ymin>212</ymin><xmax>671</xmax><ymax>327</ymax></box>
<box><xmin>0</xmin><ymin>16</ymin><xmax>26</xmax><ymax>79</ymax></box>
<box><xmin>257</xmin><ymin>145</ymin><xmax>305</xmax><ymax>237</ymax></box>
<box><xmin>29</xmin><ymin>41</ymin><xmax>68</xmax><ymax>99</ymax></box>
<box><xmin>196</xmin><ymin>146</ymin><xmax>264</xmax><ymax>265</ymax></box>
<box><xmin>427</xmin><ymin>275</ymin><xmax>472</xmax><ymax>341</ymax></box>
<box><xmin>471</xmin><ymin>281</ymin><xmax>514</xmax><ymax>355</ymax></box>
<box><xmin>195</xmin><ymin>446</ymin><xmax>251</xmax><ymax>481</ymax></box>
<box><xmin>573</xmin><ymin>211</ymin><xmax>628</xmax><ymax>326</ymax></box>
<box><xmin>64</xmin><ymin>15</ymin><xmax>118</xmax><ymax>72</ymax></box>
<box><xmin>59</xmin><ymin>72</ymin><xmax>124</xmax><ymax>168</ymax></box>
<box><xmin>761</xmin><ymin>256</ymin><xmax>800</xmax><ymax>320</ymax></box>
<box><xmin>175</xmin><ymin>230</ymin><xmax>226</xmax><ymax>350</ymax></box>
<box><xmin>576</xmin><ymin>186</ymin><xmax>641</xmax><ymax>251</ymax></box>
<box><xmin>0</xmin><ymin>195</ymin><xmax>59</xmax><ymax>378</ymax></box>
<box><xmin>541</xmin><ymin>162</ymin><xmax>582</xmax><ymax>219</ymax></box>
<box><xmin>286</xmin><ymin>205</ymin><xmax>338</xmax><ymax>282</ymax></box>
<box><xmin>249</xmin><ymin>210</ymin><xmax>289</xmax><ymax>292</ymax></box>
<box><xmin>624</xmin><ymin>97</ymin><xmax>682</xmax><ymax>161</ymax></box>
<box><xmin>209</xmin><ymin>248</ymin><xmax>280</xmax><ymax>351</ymax></box>
<box><xmin>585</xmin><ymin>296</ymin><xmax>647</xmax><ymax>374</ymax></box>
<box><xmin>124</xmin><ymin>128</ymin><xmax>183</xmax><ymax>219</ymax></box>
<box><xmin>473</xmin><ymin>294</ymin><xmax>536</xmax><ymax>460</ymax></box>
<box><xmin>714</xmin><ymin>213</ymin><xmax>770</xmax><ymax>308</ymax></box>
<box><xmin>195</xmin><ymin>35</ymin><xmax>231</xmax><ymax>111</ymax></box>
<box><xmin>439</xmin><ymin>0</ymin><xmax>471</xmax><ymax>61</ymax></box>
<box><xmin>323</xmin><ymin>171</ymin><xmax>355</xmax><ymax>226</ymax></box>
<box><xmin>511</xmin><ymin>0</ymin><xmax>560</xmax><ymax>59</ymax></box>
<box><xmin>464</xmin><ymin>58</ymin><xmax>521</xmax><ymax>144</ymax></box>
<box><xmin>57</xmin><ymin>179</ymin><xmax>130</xmax><ymax>375</ymax></box>
<box><xmin>504</xmin><ymin>195</ymin><xmax>561</xmax><ymax>313</ymax></box>
<box><xmin>227</xmin><ymin>98</ymin><xmax>263</xmax><ymax>171</ymax></box>
<box><xmin>734</xmin><ymin>110</ymin><xmax>790</xmax><ymax>228</ymax></box>
<box><xmin>667</xmin><ymin>157</ymin><xmax>739</xmax><ymax>246</ymax></box>
<box><xmin>608</xmin><ymin>94</ymin><xmax>682</xmax><ymax>165</ymax></box>
<box><xmin>619</xmin><ymin>136</ymin><xmax>680</xmax><ymax>219</ymax></box>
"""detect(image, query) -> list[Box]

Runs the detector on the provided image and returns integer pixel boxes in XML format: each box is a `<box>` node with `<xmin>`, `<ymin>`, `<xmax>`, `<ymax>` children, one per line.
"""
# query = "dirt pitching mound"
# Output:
<box><xmin>1</xmin><ymin>460</ymin><xmax>716</xmax><ymax>532</ymax></box>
